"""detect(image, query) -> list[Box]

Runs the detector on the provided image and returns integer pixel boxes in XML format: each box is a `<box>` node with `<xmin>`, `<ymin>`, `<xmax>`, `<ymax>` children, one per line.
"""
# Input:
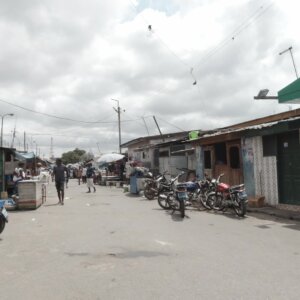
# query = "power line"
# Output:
<box><xmin>194</xmin><ymin>2</ymin><xmax>274</xmax><ymax>71</ymax></box>
<box><xmin>128</xmin><ymin>0</ymin><xmax>192</xmax><ymax>70</ymax></box>
<box><xmin>155</xmin><ymin>116</ymin><xmax>186</xmax><ymax>132</ymax></box>
<box><xmin>128</xmin><ymin>0</ymin><xmax>274</xmax><ymax>85</ymax></box>
<box><xmin>0</xmin><ymin>98</ymin><xmax>141</xmax><ymax>124</ymax></box>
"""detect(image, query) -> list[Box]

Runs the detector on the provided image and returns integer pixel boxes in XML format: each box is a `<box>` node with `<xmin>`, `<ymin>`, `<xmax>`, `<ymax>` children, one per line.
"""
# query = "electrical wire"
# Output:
<box><xmin>0</xmin><ymin>98</ymin><xmax>141</xmax><ymax>124</ymax></box>
<box><xmin>194</xmin><ymin>1</ymin><xmax>275</xmax><ymax>71</ymax></box>
<box><xmin>155</xmin><ymin>116</ymin><xmax>186</xmax><ymax>132</ymax></box>
<box><xmin>128</xmin><ymin>0</ymin><xmax>274</xmax><ymax>85</ymax></box>
<box><xmin>128</xmin><ymin>0</ymin><xmax>192</xmax><ymax>70</ymax></box>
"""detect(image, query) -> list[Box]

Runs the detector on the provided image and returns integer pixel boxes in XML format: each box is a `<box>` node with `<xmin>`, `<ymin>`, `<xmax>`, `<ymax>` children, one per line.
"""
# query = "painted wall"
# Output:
<box><xmin>252</xmin><ymin>136</ymin><xmax>279</xmax><ymax>205</ymax></box>
<box><xmin>241</xmin><ymin>137</ymin><xmax>255</xmax><ymax>197</ymax></box>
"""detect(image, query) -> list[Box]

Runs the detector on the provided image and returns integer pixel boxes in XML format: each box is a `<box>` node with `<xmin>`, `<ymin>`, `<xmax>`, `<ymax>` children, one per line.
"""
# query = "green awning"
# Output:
<box><xmin>278</xmin><ymin>78</ymin><xmax>300</xmax><ymax>104</ymax></box>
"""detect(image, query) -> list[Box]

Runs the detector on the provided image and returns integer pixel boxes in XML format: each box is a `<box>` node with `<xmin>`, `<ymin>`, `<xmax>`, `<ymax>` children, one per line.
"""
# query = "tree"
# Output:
<box><xmin>61</xmin><ymin>148</ymin><xmax>86</xmax><ymax>164</ymax></box>
<box><xmin>80</xmin><ymin>151</ymin><xmax>94</xmax><ymax>163</ymax></box>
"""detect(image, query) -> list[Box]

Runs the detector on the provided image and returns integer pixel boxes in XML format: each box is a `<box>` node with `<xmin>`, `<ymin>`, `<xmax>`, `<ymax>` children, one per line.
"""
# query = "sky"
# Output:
<box><xmin>0</xmin><ymin>0</ymin><xmax>299</xmax><ymax>158</ymax></box>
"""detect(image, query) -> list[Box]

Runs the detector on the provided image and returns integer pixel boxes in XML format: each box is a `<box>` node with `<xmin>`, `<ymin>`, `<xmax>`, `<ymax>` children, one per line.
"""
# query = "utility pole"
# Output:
<box><xmin>142</xmin><ymin>117</ymin><xmax>150</xmax><ymax>136</ymax></box>
<box><xmin>11</xmin><ymin>126</ymin><xmax>16</xmax><ymax>148</ymax></box>
<box><xmin>96</xmin><ymin>142</ymin><xmax>101</xmax><ymax>155</ymax></box>
<box><xmin>50</xmin><ymin>137</ymin><xmax>54</xmax><ymax>159</ymax></box>
<box><xmin>153</xmin><ymin>116</ymin><xmax>164</xmax><ymax>141</ymax></box>
<box><xmin>279</xmin><ymin>46</ymin><xmax>299</xmax><ymax>79</ymax></box>
<box><xmin>111</xmin><ymin>99</ymin><xmax>122</xmax><ymax>153</ymax></box>
<box><xmin>24</xmin><ymin>131</ymin><xmax>26</xmax><ymax>152</ymax></box>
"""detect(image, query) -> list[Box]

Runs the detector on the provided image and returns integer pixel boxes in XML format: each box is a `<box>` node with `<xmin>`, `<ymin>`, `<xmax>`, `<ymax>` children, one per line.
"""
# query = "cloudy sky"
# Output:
<box><xmin>0</xmin><ymin>0</ymin><xmax>299</xmax><ymax>158</ymax></box>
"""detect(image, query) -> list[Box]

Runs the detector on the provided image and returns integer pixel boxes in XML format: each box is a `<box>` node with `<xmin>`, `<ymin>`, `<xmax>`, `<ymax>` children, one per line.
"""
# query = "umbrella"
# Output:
<box><xmin>97</xmin><ymin>153</ymin><xmax>124</xmax><ymax>164</ymax></box>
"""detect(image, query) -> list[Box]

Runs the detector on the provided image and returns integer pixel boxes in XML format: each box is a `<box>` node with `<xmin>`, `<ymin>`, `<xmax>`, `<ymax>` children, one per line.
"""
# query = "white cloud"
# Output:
<box><xmin>0</xmin><ymin>0</ymin><xmax>299</xmax><ymax>157</ymax></box>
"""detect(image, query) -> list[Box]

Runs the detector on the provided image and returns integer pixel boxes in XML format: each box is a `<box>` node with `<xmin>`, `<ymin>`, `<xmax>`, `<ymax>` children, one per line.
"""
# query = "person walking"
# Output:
<box><xmin>86</xmin><ymin>163</ymin><xmax>96</xmax><ymax>193</ymax></box>
<box><xmin>53</xmin><ymin>158</ymin><xmax>69</xmax><ymax>205</ymax></box>
<box><xmin>82</xmin><ymin>166</ymin><xmax>87</xmax><ymax>184</ymax></box>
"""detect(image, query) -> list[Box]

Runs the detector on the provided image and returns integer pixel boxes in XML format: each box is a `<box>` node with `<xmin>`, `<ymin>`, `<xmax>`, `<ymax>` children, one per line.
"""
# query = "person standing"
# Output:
<box><xmin>53</xmin><ymin>158</ymin><xmax>69</xmax><ymax>205</ymax></box>
<box><xmin>64</xmin><ymin>170</ymin><xmax>69</xmax><ymax>189</ymax></box>
<box><xmin>12</xmin><ymin>169</ymin><xmax>25</xmax><ymax>195</ymax></box>
<box><xmin>86</xmin><ymin>163</ymin><xmax>96</xmax><ymax>193</ymax></box>
<box><xmin>77</xmin><ymin>167</ymin><xmax>83</xmax><ymax>185</ymax></box>
<box><xmin>82</xmin><ymin>166</ymin><xmax>87</xmax><ymax>184</ymax></box>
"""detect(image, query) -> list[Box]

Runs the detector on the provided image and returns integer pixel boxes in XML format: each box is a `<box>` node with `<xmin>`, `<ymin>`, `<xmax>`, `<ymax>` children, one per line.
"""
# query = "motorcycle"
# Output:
<box><xmin>185</xmin><ymin>174</ymin><xmax>215</xmax><ymax>210</ymax></box>
<box><xmin>207</xmin><ymin>173</ymin><xmax>248</xmax><ymax>217</ymax></box>
<box><xmin>143</xmin><ymin>171</ymin><xmax>168</xmax><ymax>200</ymax></box>
<box><xmin>0</xmin><ymin>204</ymin><xmax>9</xmax><ymax>234</ymax></box>
<box><xmin>157</xmin><ymin>171</ymin><xmax>189</xmax><ymax>218</ymax></box>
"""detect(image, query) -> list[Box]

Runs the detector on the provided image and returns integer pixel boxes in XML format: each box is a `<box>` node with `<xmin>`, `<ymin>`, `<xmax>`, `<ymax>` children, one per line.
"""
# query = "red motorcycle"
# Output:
<box><xmin>207</xmin><ymin>173</ymin><xmax>248</xmax><ymax>217</ymax></box>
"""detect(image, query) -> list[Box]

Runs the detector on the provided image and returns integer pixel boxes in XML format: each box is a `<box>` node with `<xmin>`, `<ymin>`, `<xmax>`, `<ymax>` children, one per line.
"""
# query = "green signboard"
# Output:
<box><xmin>278</xmin><ymin>78</ymin><xmax>300</xmax><ymax>104</ymax></box>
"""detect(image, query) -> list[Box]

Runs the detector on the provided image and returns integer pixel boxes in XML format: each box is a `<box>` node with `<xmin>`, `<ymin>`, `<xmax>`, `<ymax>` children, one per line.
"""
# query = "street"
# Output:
<box><xmin>1</xmin><ymin>179</ymin><xmax>300</xmax><ymax>300</ymax></box>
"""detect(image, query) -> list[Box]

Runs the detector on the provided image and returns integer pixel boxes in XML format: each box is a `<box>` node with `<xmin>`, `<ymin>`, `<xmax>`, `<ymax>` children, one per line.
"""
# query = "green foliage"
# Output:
<box><xmin>80</xmin><ymin>151</ymin><xmax>94</xmax><ymax>162</ymax></box>
<box><xmin>61</xmin><ymin>148</ymin><xmax>86</xmax><ymax>164</ymax></box>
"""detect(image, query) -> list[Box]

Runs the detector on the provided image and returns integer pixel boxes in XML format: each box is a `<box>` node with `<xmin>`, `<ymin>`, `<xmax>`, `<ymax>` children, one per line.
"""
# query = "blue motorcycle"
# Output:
<box><xmin>0</xmin><ymin>202</ymin><xmax>9</xmax><ymax>234</ymax></box>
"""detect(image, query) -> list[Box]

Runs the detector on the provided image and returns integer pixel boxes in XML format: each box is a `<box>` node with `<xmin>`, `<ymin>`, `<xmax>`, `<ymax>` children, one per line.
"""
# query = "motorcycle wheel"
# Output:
<box><xmin>207</xmin><ymin>193</ymin><xmax>224</xmax><ymax>211</ymax></box>
<box><xmin>0</xmin><ymin>218</ymin><xmax>5</xmax><ymax>234</ymax></box>
<box><xmin>233</xmin><ymin>198</ymin><xmax>247</xmax><ymax>217</ymax></box>
<box><xmin>144</xmin><ymin>188</ymin><xmax>155</xmax><ymax>200</ymax></box>
<box><xmin>198</xmin><ymin>193</ymin><xmax>212</xmax><ymax>210</ymax></box>
<box><xmin>179</xmin><ymin>200</ymin><xmax>185</xmax><ymax>218</ymax></box>
<box><xmin>157</xmin><ymin>192</ymin><xmax>171</xmax><ymax>210</ymax></box>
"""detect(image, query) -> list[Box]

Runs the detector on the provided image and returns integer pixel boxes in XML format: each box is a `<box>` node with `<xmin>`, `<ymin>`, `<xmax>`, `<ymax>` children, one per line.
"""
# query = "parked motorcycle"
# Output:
<box><xmin>0</xmin><ymin>204</ymin><xmax>9</xmax><ymax>234</ymax></box>
<box><xmin>157</xmin><ymin>171</ymin><xmax>189</xmax><ymax>218</ymax></box>
<box><xmin>207</xmin><ymin>173</ymin><xmax>248</xmax><ymax>217</ymax></box>
<box><xmin>157</xmin><ymin>171</ymin><xmax>184</xmax><ymax>209</ymax></box>
<box><xmin>185</xmin><ymin>174</ymin><xmax>215</xmax><ymax>210</ymax></box>
<box><xmin>143</xmin><ymin>171</ymin><xmax>168</xmax><ymax>200</ymax></box>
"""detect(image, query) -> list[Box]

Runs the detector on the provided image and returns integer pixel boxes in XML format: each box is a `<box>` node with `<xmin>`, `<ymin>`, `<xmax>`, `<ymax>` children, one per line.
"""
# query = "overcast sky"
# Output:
<box><xmin>0</xmin><ymin>0</ymin><xmax>299</xmax><ymax>158</ymax></box>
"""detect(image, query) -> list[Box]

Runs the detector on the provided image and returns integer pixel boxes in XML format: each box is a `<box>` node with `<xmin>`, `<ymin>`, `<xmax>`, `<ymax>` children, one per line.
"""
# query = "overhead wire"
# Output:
<box><xmin>128</xmin><ymin>0</ymin><xmax>274</xmax><ymax>85</ymax></box>
<box><xmin>128</xmin><ymin>0</ymin><xmax>192</xmax><ymax>72</ymax></box>
<box><xmin>155</xmin><ymin>116</ymin><xmax>186</xmax><ymax>132</ymax></box>
<box><xmin>193</xmin><ymin>1</ymin><xmax>275</xmax><ymax>72</ymax></box>
<box><xmin>0</xmin><ymin>98</ymin><xmax>141</xmax><ymax>124</ymax></box>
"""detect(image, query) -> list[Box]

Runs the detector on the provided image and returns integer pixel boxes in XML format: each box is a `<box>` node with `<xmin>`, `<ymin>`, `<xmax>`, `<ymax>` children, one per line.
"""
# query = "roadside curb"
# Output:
<box><xmin>247</xmin><ymin>207</ymin><xmax>300</xmax><ymax>222</ymax></box>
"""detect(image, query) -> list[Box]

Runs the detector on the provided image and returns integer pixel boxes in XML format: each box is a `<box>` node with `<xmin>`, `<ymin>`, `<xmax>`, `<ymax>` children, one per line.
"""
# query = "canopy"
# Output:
<box><xmin>14</xmin><ymin>151</ymin><xmax>36</xmax><ymax>161</ymax></box>
<box><xmin>97</xmin><ymin>153</ymin><xmax>124</xmax><ymax>164</ymax></box>
<box><xmin>278</xmin><ymin>78</ymin><xmax>300</xmax><ymax>104</ymax></box>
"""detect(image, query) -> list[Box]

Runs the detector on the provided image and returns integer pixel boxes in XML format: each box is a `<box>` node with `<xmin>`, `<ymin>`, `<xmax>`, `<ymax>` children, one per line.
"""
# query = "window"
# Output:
<box><xmin>263</xmin><ymin>135</ymin><xmax>277</xmax><ymax>156</ymax></box>
<box><xmin>229</xmin><ymin>146</ymin><xmax>240</xmax><ymax>169</ymax></box>
<box><xmin>159</xmin><ymin>150</ymin><xmax>169</xmax><ymax>157</ymax></box>
<box><xmin>215</xmin><ymin>143</ymin><xmax>227</xmax><ymax>164</ymax></box>
<box><xmin>204</xmin><ymin>150</ymin><xmax>212</xmax><ymax>169</ymax></box>
<box><xmin>170</xmin><ymin>144</ymin><xmax>185</xmax><ymax>156</ymax></box>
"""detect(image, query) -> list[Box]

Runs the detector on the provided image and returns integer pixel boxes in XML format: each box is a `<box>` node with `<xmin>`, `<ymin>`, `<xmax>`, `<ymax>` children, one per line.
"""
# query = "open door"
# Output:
<box><xmin>226</xmin><ymin>141</ymin><xmax>243</xmax><ymax>185</ymax></box>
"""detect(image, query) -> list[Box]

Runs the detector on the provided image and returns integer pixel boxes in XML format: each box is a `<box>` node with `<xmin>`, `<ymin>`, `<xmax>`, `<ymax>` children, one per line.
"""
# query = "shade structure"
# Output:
<box><xmin>278</xmin><ymin>78</ymin><xmax>300</xmax><ymax>104</ymax></box>
<box><xmin>97</xmin><ymin>153</ymin><xmax>124</xmax><ymax>164</ymax></box>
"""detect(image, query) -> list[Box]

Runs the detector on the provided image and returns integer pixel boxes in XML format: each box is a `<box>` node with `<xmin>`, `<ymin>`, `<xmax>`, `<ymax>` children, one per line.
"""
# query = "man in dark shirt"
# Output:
<box><xmin>86</xmin><ymin>163</ymin><xmax>96</xmax><ymax>193</ymax></box>
<box><xmin>53</xmin><ymin>158</ymin><xmax>69</xmax><ymax>205</ymax></box>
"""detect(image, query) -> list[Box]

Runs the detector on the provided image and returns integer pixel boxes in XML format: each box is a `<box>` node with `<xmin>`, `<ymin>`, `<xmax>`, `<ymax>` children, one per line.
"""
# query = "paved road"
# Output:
<box><xmin>1</xmin><ymin>179</ymin><xmax>300</xmax><ymax>300</ymax></box>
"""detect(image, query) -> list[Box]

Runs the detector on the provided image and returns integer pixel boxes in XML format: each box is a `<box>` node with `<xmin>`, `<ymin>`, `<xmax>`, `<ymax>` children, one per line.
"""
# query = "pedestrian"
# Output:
<box><xmin>86</xmin><ymin>163</ymin><xmax>96</xmax><ymax>193</ymax></box>
<box><xmin>78</xmin><ymin>167</ymin><xmax>82</xmax><ymax>185</ymax></box>
<box><xmin>82</xmin><ymin>166</ymin><xmax>87</xmax><ymax>184</ymax></box>
<box><xmin>64</xmin><ymin>170</ymin><xmax>69</xmax><ymax>189</ymax></box>
<box><xmin>53</xmin><ymin>158</ymin><xmax>69</xmax><ymax>205</ymax></box>
<box><xmin>12</xmin><ymin>169</ymin><xmax>25</xmax><ymax>195</ymax></box>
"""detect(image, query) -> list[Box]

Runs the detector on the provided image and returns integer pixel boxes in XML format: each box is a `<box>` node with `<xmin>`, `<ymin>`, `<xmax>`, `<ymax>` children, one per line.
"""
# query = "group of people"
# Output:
<box><xmin>52</xmin><ymin>159</ymin><xmax>96</xmax><ymax>205</ymax></box>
